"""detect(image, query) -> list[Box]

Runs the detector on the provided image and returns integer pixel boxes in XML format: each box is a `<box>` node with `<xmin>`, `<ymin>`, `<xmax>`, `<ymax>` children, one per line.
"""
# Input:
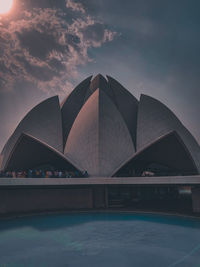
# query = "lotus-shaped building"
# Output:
<box><xmin>1</xmin><ymin>74</ymin><xmax>200</xmax><ymax>177</ymax></box>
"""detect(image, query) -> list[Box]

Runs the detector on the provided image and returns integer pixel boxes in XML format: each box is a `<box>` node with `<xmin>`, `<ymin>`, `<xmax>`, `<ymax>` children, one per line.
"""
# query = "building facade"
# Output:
<box><xmin>1</xmin><ymin>74</ymin><xmax>200</xmax><ymax>177</ymax></box>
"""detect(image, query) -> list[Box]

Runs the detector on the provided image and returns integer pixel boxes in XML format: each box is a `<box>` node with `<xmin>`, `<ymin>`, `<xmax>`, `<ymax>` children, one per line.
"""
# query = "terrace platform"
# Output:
<box><xmin>0</xmin><ymin>175</ymin><xmax>200</xmax><ymax>186</ymax></box>
<box><xmin>1</xmin><ymin>176</ymin><xmax>200</xmax><ymax>216</ymax></box>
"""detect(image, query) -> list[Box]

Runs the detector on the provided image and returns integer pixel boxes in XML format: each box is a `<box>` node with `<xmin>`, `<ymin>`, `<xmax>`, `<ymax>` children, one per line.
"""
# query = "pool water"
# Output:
<box><xmin>0</xmin><ymin>212</ymin><xmax>200</xmax><ymax>267</ymax></box>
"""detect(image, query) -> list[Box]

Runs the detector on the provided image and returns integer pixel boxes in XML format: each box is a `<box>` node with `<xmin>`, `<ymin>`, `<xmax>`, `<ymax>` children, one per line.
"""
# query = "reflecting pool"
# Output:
<box><xmin>0</xmin><ymin>212</ymin><xmax>200</xmax><ymax>267</ymax></box>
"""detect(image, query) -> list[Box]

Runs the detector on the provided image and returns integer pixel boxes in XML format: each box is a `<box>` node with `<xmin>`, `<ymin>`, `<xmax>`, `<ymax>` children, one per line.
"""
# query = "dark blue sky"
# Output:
<box><xmin>0</xmin><ymin>0</ymin><xmax>200</xmax><ymax>150</ymax></box>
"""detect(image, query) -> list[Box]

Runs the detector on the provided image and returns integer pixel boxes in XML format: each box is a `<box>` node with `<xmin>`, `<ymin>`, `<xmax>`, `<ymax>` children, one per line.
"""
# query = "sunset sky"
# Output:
<box><xmin>0</xmin><ymin>0</ymin><xmax>200</xmax><ymax>151</ymax></box>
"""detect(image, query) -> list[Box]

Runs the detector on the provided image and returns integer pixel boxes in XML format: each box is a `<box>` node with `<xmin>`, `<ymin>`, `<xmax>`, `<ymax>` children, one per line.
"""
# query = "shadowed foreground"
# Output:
<box><xmin>0</xmin><ymin>213</ymin><xmax>200</xmax><ymax>267</ymax></box>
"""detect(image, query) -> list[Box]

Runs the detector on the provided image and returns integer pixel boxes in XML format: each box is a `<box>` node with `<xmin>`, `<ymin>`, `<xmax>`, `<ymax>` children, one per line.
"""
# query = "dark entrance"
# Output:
<box><xmin>107</xmin><ymin>185</ymin><xmax>193</xmax><ymax>213</ymax></box>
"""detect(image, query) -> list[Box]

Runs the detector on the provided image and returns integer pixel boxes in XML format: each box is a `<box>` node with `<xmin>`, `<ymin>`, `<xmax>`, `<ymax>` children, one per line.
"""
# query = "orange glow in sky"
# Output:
<box><xmin>0</xmin><ymin>0</ymin><xmax>13</xmax><ymax>14</ymax></box>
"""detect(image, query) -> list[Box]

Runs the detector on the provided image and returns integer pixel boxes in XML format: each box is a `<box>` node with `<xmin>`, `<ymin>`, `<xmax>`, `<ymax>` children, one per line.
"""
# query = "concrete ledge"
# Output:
<box><xmin>0</xmin><ymin>176</ymin><xmax>200</xmax><ymax>186</ymax></box>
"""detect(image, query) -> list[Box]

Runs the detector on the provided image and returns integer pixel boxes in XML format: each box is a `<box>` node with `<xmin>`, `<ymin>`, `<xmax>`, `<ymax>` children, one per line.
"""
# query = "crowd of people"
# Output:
<box><xmin>0</xmin><ymin>169</ymin><xmax>89</xmax><ymax>178</ymax></box>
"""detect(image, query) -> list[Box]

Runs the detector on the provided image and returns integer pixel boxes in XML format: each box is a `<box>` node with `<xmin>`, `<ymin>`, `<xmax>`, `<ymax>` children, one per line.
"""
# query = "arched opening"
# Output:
<box><xmin>4</xmin><ymin>133</ymin><xmax>84</xmax><ymax>178</ymax></box>
<box><xmin>113</xmin><ymin>131</ymin><xmax>198</xmax><ymax>177</ymax></box>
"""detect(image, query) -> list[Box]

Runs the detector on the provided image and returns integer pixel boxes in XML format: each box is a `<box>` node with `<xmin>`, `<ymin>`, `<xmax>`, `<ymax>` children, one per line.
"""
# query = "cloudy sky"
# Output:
<box><xmin>0</xmin><ymin>0</ymin><xmax>200</xmax><ymax>151</ymax></box>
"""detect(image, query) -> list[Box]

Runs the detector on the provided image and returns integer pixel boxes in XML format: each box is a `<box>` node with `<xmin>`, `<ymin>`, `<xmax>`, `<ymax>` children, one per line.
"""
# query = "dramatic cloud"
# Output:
<box><xmin>66</xmin><ymin>0</ymin><xmax>86</xmax><ymax>14</ymax></box>
<box><xmin>0</xmin><ymin>0</ymin><xmax>117</xmax><ymax>96</ymax></box>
